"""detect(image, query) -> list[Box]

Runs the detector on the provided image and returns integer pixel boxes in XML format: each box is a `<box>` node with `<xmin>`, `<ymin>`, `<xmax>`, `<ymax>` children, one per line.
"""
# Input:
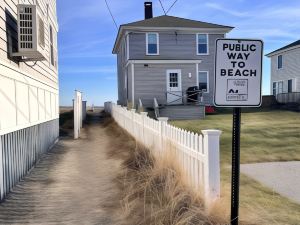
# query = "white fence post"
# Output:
<box><xmin>202</xmin><ymin>129</ymin><xmax>222</xmax><ymax>205</ymax></box>
<box><xmin>74</xmin><ymin>90</ymin><xmax>82</xmax><ymax>139</ymax></box>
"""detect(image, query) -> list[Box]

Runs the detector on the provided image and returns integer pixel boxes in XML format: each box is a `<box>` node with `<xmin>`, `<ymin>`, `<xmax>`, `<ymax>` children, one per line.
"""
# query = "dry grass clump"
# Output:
<box><xmin>117</xmin><ymin>144</ymin><xmax>229</xmax><ymax>225</ymax></box>
<box><xmin>104</xmin><ymin>119</ymin><xmax>225</xmax><ymax>225</ymax></box>
<box><xmin>104</xmin><ymin>118</ymin><xmax>258</xmax><ymax>225</ymax></box>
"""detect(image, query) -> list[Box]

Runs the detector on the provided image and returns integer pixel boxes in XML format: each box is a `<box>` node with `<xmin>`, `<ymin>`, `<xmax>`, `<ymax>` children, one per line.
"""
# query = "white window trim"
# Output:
<box><xmin>146</xmin><ymin>33</ymin><xmax>159</xmax><ymax>55</ymax></box>
<box><xmin>272</xmin><ymin>81</ymin><xmax>277</xmax><ymax>96</ymax></box>
<box><xmin>198</xmin><ymin>70</ymin><xmax>209</xmax><ymax>93</ymax></box>
<box><xmin>126</xmin><ymin>34</ymin><xmax>130</xmax><ymax>60</ymax></box>
<box><xmin>277</xmin><ymin>55</ymin><xmax>283</xmax><ymax>70</ymax></box>
<box><xmin>196</xmin><ymin>33</ymin><xmax>209</xmax><ymax>55</ymax></box>
<box><xmin>49</xmin><ymin>23</ymin><xmax>58</xmax><ymax>70</ymax></box>
<box><xmin>277</xmin><ymin>80</ymin><xmax>284</xmax><ymax>94</ymax></box>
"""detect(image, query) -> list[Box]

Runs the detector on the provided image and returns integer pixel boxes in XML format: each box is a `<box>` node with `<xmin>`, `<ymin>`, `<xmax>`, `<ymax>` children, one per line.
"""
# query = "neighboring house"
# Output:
<box><xmin>266</xmin><ymin>40</ymin><xmax>300</xmax><ymax>103</ymax></box>
<box><xmin>113</xmin><ymin>2</ymin><xmax>233</xmax><ymax>117</ymax></box>
<box><xmin>0</xmin><ymin>0</ymin><xmax>59</xmax><ymax>200</ymax></box>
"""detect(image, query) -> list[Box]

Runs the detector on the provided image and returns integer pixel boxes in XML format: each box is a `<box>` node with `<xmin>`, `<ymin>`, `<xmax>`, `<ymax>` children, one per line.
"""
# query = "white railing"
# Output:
<box><xmin>104</xmin><ymin>102</ymin><xmax>222</xmax><ymax>205</ymax></box>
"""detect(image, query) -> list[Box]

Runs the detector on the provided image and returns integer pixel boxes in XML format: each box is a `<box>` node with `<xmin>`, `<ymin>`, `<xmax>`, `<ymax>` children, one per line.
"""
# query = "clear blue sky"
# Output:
<box><xmin>57</xmin><ymin>0</ymin><xmax>300</xmax><ymax>106</ymax></box>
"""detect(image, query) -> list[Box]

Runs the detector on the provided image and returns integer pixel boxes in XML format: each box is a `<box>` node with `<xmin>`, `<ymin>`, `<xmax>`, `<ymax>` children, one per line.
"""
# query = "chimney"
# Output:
<box><xmin>144</xmin><ymin>2</ymin><xmax>153</xmax><ymax>19</ymax></box>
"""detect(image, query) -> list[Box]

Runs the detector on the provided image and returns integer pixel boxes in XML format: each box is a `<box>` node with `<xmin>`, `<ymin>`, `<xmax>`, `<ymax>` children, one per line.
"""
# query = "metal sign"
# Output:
<box><xmin>214</xmin><ymin>39</ymin><xmax>263</xmax><ymax>107</ymax></box>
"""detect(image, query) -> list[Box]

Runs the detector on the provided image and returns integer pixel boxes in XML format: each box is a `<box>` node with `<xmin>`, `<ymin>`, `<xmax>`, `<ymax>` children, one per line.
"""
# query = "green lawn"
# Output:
<box><xmin>172</xmin><ymin>109</ymin><xmax>300</xmax><ymax>225</ymax></box>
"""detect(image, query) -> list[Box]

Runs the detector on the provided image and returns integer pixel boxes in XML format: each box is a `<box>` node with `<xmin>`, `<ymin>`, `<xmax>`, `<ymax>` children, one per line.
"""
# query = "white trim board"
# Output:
<box><xmin>0</xmin><ymin>117</ymin><xmax>59</xmax><ymax>136</ymax></box>
<box><xmin>126</xmin><ymin>60</ymin><xmax>202</xmax><ymax>67</ymax></box>
<box><xmin>131</xmin><ymin>63</ymin><xmax>135</xmax><ymax>105</ymax></box>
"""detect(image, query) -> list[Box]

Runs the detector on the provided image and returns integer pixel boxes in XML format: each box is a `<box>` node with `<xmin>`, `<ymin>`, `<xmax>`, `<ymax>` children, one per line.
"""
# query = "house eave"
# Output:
<box><xmin>112</xmin><ymin>26</ymin><xmax>233</xmax><ymax>54</ymax></box>
<box><xmin>266</xmin><ymin>45</ymin><xmax>300</xmax><ymax>57</ymax></box>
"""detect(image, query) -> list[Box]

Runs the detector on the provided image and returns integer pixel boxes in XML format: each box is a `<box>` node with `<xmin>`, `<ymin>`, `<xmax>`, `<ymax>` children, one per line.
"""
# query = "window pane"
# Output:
<box><xmin>147</xmin><ymin>33</ymin><xmax>158</xmax><ymax>54</ymax></box>
<box><xmin>148</xmin><ymin>44</ymin><xmax>157</xmax><ymax>54</ymax></box>
<box><xmin>148</xmin><ymin>34</ymin><xmax>157</xmax><ymax>44</ymax></box>
<box><xmin>198</xmin><ymin>44</ymin><xmax>207</xmax><ymax>54</ymax></box>
<box><xmin>199</xmin><ymin>72</ymin><xmax>208</xmax><ymax>91</ymax></box>
<box><xmin>278</xmin><ymin>55</ymin><xmax>282</xmax><ymax>69</ymax></box>
<box><xmin>288</xmin><ymin>79</ymin><xmax>293</xmax><ymax>93</ymax></box>
<box><xmin>198</xmin><ymin>34</ymin><xmax>207</xmax><ymax>44</ymax></box>
<box><xmin>169</xmin><ymin>73</ymin><xmax>178</xmax><ymax>87</ymax></box>
<box><xmin>198</xmin><ymin>34</ymin><xmax>207</xmax><ymax>54</ymax></box>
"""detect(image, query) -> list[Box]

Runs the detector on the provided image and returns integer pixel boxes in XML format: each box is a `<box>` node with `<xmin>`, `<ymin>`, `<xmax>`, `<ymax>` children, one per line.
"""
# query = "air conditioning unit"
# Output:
<box><xmin>12</xmin><ymin>4</ymin><xmax>47</xmax><ymax>61</ymax></box>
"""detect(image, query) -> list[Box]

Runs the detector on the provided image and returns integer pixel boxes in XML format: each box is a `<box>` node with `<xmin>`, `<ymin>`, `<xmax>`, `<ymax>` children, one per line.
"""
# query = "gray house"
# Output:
<box><xmin>266</xmin><ymin>40</ymin><xmax>300</xmax><ymax>104</ymax></box>
<box><xmin>113</xmin><ymin>2</ymin><xmax>233</xmax><ymax>118</ymax></box>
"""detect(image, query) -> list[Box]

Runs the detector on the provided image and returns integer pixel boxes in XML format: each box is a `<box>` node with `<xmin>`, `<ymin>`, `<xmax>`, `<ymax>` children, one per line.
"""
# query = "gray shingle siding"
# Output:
<box><xmin>134</xmin><ymin>63</ymin><xmax>212</xmax><ymax>107</ymax></box>
<box><xmin>129</xmin><ymin>32</ymin><xmax>224</xmax><ymax>60</ymax></box>
<box><xmin>270</xmin><ymin>47</ymin><xmax>300</xmax><ymax>93</ymax></box>
<box><xmin>117</xmin><ymin>32</ymin><xmax>225</xmax><ymax>107</ymax></box>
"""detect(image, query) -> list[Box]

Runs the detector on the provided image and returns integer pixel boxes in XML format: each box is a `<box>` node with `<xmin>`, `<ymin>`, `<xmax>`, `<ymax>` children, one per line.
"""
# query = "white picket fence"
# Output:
<box><xmin>104</xmin><ymin>102</ymin><xmax>222</xmax><ymax>205</ymax></box>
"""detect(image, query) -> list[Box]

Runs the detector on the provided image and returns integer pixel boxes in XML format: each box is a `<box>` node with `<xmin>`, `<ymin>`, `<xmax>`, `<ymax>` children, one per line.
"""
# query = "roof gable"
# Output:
<box><xmin>113</xmin><ymin>15</ymin><xmax>234</xmax><ymax>54</ymax></box>
<box><xmin>266</xmin><ymin>40</ymin><xmax>300</xmax><ymax>57</ymax></box>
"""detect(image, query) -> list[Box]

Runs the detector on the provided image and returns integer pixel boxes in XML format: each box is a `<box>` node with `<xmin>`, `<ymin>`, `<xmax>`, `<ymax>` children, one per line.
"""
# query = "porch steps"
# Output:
<box><xmin>159</xmin><ymin>105</ymin><xmax>205</xmax><ymax>120</ymax></box>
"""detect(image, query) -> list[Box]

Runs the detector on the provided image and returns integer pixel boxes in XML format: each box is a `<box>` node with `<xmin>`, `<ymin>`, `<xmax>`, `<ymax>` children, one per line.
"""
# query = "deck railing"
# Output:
<box><xmin>276</xmin><ymin>92</ymin><xmax>300</xmax><ymax>104</ymax></box>
<box><xmin>166</xmin><ymin>90</ymin><xmax>203</xmax><ymax>105</ymax></box>
<box><xmin>104</xmin><ymin>102</ymin><xmax>222</xmax><ymax>205</ymax></box>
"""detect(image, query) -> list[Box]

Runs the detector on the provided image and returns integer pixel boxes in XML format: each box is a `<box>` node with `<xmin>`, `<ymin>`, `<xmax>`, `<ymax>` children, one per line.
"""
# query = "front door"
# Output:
<box><xmin>166</xmin><ymin>69</ymin><xmax>182</xmax><ymax>105</ymax></box>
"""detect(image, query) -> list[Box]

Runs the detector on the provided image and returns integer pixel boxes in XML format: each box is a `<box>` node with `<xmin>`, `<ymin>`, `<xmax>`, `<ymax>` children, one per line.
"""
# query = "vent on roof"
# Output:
<box><xmin>11</xmin><ymin>4</ymin><xmax>47</xmax><ymax>61</ymax></box>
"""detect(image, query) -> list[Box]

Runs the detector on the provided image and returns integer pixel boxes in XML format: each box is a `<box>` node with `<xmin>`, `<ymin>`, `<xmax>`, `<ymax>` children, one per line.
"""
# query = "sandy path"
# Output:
<box><xmin>241</xmin><ymin>161</ymin><xmax>300</xmax><ymax>204</ymax></box>
<box><xmin>0</xmin><ymin>112</ymin><xmax>122</xmax><ymax>225</ymax></box>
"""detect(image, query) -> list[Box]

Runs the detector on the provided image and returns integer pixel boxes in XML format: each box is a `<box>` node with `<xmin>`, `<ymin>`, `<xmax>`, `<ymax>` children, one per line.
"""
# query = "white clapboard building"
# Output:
<box><xmin>0</xmin><ymin>0</ymin><xmax>59</xmax><ymax>200</ymax></box>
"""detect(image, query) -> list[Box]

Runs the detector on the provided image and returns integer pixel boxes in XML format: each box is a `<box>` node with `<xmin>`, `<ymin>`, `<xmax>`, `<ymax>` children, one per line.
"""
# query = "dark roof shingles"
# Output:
<box><xmin>122</xmin><ymin>15</ymin><xmax>234</xmax><ymax>29</ymax></box>
<box><xmin>267</xmin><ymin>40</ymin><xmax>300</xmax><ymax>56</ymax></box>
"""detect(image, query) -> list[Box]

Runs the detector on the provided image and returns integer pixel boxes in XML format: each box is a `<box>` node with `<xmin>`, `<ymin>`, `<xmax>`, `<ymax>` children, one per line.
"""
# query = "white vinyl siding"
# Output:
<box><xmin>0</xmin><ymin>0</ymin><xmax>59</xmax><ymax>135</ymax></box>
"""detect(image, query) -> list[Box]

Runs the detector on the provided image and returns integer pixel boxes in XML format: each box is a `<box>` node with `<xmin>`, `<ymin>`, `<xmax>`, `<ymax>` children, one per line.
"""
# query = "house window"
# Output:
<box><xmin>146</xmin><ymin>33</ymin><xmax>159</xmax><ymax>55</ymax></box>
<box><xmin>288</xmin><ymin>79</ymin><xmax>293</xmax><ymax>93</ymax></box>
<box><xmin>197</xmin><ymin>34</ymin><xmax>208</xmax><ymax>55</ymax></box>
<box><xmin>277</xmin><ymin>55</ymin><xmax>283</xmax><ymax>69</ymax></box>
<box><xmin>278</xmin><ymin>81</ymin><xmax>283</xmax><ymax>94</ymax></box>
<box><xmin>198</xmin><ymin>71</ymin><xmax>209</xmax><ymax>92</ymax></box>
<box><xmin>169</xmin><ymin>73</ymin><xmax>178</xmax><ymax>87</ymax></box>
<box><xmin>50</xmin><ymin>25</ymin><xmax>54</xmax><ymax>66</ymax></box>
<box><xmin>273</xmin><ymin>82</ymin><xmax>277</xmax><ymax>96</ymax></box>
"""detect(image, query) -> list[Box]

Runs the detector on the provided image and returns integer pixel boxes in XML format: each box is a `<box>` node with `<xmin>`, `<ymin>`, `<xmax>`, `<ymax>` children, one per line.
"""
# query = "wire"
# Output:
<box><xmin>158</xmin><ymin>0</ymin><xmax>167</xmax><ymax>15</ymax></box>
<box><xmin>104</xmin><ymin>0</ymin><xmax>118</xmax><ymax>30</ymax></box>
<box><xmin>166</xmin><ymin>0</ymin><xmax>179</xmax><ymax>14</ymax></box>
<box><xmin>24</xmin><ymin>61</ymin><xmax>38</xmax><ymax>67</ymax></box>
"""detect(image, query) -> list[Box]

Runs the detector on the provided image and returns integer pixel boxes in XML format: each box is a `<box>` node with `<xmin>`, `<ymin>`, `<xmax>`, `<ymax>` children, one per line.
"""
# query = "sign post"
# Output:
<box><xmin>214</xmin><ymin>39</ymin><xmax>263</xmax><ymax>225</ymax></box>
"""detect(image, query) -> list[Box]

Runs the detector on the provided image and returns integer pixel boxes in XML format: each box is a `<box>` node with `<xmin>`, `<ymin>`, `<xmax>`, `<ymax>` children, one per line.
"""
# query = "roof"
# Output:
<box><xmin>113</xmin><ymin>15</ymin><xmax>234</xmax><ymax>54</ymax></box>
<box><xmin>122</xmin><ymin>15</ymin><xmax>234</xmax><ymax>29</ymax></box>
<box><xmin>266</xmin><ymin>40</ymin><xmax>300</xmax><ymax>57</ymax></box>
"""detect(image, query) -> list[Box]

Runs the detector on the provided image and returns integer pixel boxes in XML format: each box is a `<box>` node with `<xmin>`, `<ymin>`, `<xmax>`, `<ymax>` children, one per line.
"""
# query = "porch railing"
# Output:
<box><xmin>276</xmin><ymin>92</ymin><xmax>300</xmax><ymax>104</ymax></box>
<box><xmin>166</xmin><ymin>90</ymin><xmax>204</xmax><ymax>105</ymax></box>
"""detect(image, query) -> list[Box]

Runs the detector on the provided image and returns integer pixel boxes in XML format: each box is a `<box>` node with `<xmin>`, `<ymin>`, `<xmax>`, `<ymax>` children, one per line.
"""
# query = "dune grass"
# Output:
<box><xmin>104</xmin><ymin>118</ymin><xmax>238</xmax><ymax>225</ymax></box>
<box><xmin>171</xmin><ymin>109</ymin><xmax>300</xmax><ymax>224</ymax></box>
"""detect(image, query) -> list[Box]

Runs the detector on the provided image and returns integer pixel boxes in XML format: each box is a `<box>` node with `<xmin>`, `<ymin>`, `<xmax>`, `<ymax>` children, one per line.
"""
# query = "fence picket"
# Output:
<box><xmin>104</xmin><ymin>102</ymin><xmax>222</xmax><ymax>205</ymax></box>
